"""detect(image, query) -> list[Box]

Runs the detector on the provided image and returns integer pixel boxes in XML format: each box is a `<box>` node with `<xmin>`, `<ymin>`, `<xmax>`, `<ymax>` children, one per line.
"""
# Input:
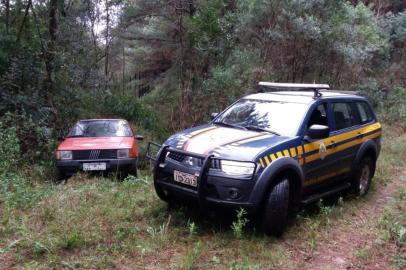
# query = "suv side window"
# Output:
<box><xmin>332</xmin><ymin>102</ymin><xmax>357</xmax><ymax>131</ymax></box>
<box><xmin>356</xmin><ymin>101</ymin><xmax>373</xmax><ymax>124</ymax></box>
<box><xmin>307</xmin><ymin>103</ymin><xmax>329</xmax><ymax>129</ymax></box>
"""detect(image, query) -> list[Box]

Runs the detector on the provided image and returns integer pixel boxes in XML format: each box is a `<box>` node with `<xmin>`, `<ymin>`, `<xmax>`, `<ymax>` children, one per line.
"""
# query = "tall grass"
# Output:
<box><xmin>0</xmin><ymin>125</ymin><xmax>405</xmax><ymax>269</ymax></box>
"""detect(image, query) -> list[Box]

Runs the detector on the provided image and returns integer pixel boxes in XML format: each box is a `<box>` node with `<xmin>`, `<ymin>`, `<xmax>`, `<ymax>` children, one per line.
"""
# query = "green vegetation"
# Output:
<box><xmin>231</xmin><ymin>208</ymin><xmax>249</xmax><ymax>239</ymax></box>
<box><xmin>0</xmin><ymin>0</ymin><xmax>405</xmax><ymax>268</ymax></box>
<box><xmin>0</xmin><ymin>126</ymin><xmax>405</xmax><ymax>269</ymax></box>
<box><xmin>0</xmin><ymin>0</ymin><xmax>404</xmax><ymax>140</ymax></box>
<box><xmin>377</xmin><ymin>174</ymin><xmax>406</xmax><ymax>268</ymax></box>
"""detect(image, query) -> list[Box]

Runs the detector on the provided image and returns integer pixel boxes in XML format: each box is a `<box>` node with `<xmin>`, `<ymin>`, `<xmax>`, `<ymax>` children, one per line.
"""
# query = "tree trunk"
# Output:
<box><xmin>45</xmin><ymin>0</ymin><xmax>58</xmax><ymax>121</ymax></box>
<box><xmin>4</xmin><ymin>0</ymin><xmax>9</xmax><ymax>33</ymax></box>
<box><xmin>48</xmin><ymin>0</ymin><xmax>58</xmax><ymax>41</ymax></box>
<box><xmin>16</xmin><ymin>0</ymin><xmax>31</xmax><ymax>42</ymax></box>
<box><xmin>122</xmin><ymin>44</ymin><xmax>125</xmax><ymax>93</ymax></box>
<box><xmin>104</xmin><ymin>0</ymin><xmax>110</xmax><ymax>77</ymax></box>
<box><xmin>45</xmin><ymin>0</ymin><xmax>58</xmax><ymax>84</ymax></box>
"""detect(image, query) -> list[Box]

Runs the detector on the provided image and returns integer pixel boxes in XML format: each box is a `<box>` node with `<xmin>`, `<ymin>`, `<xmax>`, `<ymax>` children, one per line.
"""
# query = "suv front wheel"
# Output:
<box><xmin>352</xmin><ymin>157</ymin><xmax>374</xmax><ymax>196</ymax></box>
<box><xmin>262</xmin><ymin>178</ymin><xmax>290</xmax><ymax>236</ymax></box>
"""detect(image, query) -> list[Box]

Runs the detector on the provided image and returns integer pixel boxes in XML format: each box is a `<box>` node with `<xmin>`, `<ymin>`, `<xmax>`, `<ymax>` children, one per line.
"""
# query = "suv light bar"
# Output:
<box><xmin>258</xmin><ymin>82</ymin><xmax>330</xmax><ymax>99</ymax></box>
<box><xmin>258</xmin><ymin>82</ymin><xmax>330</xmax><ymax>89</ymax></box>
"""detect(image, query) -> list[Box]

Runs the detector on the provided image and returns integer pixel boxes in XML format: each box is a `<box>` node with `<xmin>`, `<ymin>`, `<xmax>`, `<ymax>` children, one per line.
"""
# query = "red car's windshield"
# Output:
<box><xmin>67</xmin><ymin>120</ymin><xmax>133</xmax><ymax>137</ymax></box>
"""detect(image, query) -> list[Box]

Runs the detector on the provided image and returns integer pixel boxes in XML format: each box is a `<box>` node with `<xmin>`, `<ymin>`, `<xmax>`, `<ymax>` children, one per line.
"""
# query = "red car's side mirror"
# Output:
<box><xmin>136</xmin><ymin>135</ymin><xmax>144</xmax><ymax>141</ymax></box>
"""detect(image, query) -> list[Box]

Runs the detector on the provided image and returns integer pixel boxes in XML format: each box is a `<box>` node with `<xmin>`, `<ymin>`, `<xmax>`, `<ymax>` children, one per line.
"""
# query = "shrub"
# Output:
<box><xmin>0</xmin><ymin>117</ymin><xmax>20</xmax><ymax>172</ymax></box>
<box><xmin>358</xmin><ymin>80</ymin><xmax>406</xmax><ymax>127</ymax></box>
<box><xmin>0</xmin><ymin>115</ymin><xmax>47</xmax><ymax>210</ymax></box>
<box><xmin>231</xmin><ymin>208</ymin><xmax>249</xmax><ymax>239</ymax></box>
<box><xmin>0</xmin><ymin>112</ymin><xmax>56</xmax><ymax>165</ymax></box>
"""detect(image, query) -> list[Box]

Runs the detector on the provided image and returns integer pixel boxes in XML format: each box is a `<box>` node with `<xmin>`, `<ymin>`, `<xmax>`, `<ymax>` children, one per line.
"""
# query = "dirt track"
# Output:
<box><xmin>288</xmin><ymin>170</ymin><xmax>405</xmax><ymax>270</ymax></box>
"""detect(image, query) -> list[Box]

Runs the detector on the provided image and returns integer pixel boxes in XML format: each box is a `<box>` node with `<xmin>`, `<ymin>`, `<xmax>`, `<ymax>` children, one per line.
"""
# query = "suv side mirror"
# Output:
<box><xmin>307</xmin><ymin>125</ymin><xmax>330</xmax><ymax>140</ymax></box>
<box><xmin>211</xmin><ymin>112</ymin><xmax>219</xmax><ymax>120</ymax></box>
<box><xmin>136</xmin><ymin>135</ymin><xmax>144</xmax><ymax>141</ymax></box>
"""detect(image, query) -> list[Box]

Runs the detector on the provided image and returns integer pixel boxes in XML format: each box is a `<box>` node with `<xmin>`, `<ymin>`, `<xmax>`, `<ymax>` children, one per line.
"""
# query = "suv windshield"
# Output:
<box><xmin>214</xmin><ymin>99</ymin><xmax>308</xmax><ymax>136</ymax></box>
<box><xmin>68</xmin><ymin>120</ymin><xmax>133</xmax><ymax>137</ymax></box>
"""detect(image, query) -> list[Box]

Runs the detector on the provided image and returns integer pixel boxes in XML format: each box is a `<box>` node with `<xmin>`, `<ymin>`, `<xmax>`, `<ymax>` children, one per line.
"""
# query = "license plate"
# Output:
<box><xmin>83</xmin><ymin>163</ymin><xmax>106</xmax><ymax>171</ymax></box>
<box><xmin>174</xmin><ymin>170</ymin><xmax>198</xmax><ymax>187</ymax></box>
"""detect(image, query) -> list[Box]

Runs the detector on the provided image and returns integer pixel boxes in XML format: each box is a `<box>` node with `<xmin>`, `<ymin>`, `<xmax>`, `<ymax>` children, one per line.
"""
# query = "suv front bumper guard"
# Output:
<box><xmin>147</xmin><ymin>142</ymin><xmax>257</xmax><ymax>208</ymax></box>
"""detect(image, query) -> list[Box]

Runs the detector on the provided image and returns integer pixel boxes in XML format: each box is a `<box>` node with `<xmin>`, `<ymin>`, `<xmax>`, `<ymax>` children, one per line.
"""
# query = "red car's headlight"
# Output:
<box><xmin>56</xmin><ymin>150</ymin><xmax>72</xmax><ymax>160</ymax></box>
<box><xmin>117</xmin><ymin>149</ymin><xmax>130</xmax><ymax>159</ymax></box>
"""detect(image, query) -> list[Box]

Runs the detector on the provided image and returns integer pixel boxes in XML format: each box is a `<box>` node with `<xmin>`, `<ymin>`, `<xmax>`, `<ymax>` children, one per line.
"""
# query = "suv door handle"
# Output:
<box><xmin>329</xmin><ymin>141</ymin><xmax>337</xmax><ymax>148</ymax></box>
<box><xmin>356</xmin><ymin>133</ymin><xmax>363</xmax><ymax>139</ymax></box>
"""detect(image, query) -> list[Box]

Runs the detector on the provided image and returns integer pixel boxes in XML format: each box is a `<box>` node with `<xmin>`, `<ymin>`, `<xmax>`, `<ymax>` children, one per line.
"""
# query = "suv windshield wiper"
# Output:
<box><xmin>213</xmin><ymin>121</ymin><xmax>247</xmax><ymax>130</ymax></box>
<box><xmin>245</xmin><ymin>125</ymin><xmax>280</xmax><ymax>136</ymax></box>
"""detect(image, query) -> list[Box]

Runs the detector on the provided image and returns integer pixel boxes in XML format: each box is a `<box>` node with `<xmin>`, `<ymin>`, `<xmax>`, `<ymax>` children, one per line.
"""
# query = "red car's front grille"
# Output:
<box><xmin>72</xmin><ymin>149</ymin><xmax>117</xmax><ymax>160</ymax></box>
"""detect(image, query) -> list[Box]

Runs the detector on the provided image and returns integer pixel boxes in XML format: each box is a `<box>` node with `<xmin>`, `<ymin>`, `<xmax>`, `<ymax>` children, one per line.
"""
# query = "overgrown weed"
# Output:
<box><xmin>179</xmin><ymin>241</ymin><xmax>203</xmax><ymax>270</ymax></box>
<box><xmin>231</xmin><ymin>208</ymin><xmax>249</xmax><ymax>239</ymax></box>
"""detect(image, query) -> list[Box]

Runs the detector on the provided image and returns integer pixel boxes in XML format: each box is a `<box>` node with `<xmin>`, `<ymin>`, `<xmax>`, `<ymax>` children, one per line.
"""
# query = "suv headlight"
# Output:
<box><xmin>220</xmin><ymin>160</ymin><xmax>255</xmax><ymax>176</ymax></box>
<box><xmin>57</xmin><ymin>150</ymin><xmax>72</xmax><ymax>160</ymax></box>
<box><xmin>117</xmin><ymin>149</ymin><xmax>130</xmax><ymax>159</ymax></box>
<box><xmin>182</xmin><ymin>156</ymin><xmax>201</xmax><ymax>167</ymax></box>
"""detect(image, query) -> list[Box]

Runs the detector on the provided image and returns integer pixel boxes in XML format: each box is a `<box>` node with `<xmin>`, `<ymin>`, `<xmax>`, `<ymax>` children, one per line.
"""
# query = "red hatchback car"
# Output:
<box><xmin>55</xmin><ymin>119</ymin><xmax>143</xmax><ymax>179</ymax></box>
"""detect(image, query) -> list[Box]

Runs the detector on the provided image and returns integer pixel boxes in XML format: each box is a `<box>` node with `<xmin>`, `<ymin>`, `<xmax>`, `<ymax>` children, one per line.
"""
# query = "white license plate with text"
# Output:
<box><xmin>174</xmin><ymin>170</ymin><xmax>198</xmax><ymax>187</ymax></box>
<box><xmin>83</xmin><ymin>163</ymin><xmax>107</xmax><ymax>171</ymax></box>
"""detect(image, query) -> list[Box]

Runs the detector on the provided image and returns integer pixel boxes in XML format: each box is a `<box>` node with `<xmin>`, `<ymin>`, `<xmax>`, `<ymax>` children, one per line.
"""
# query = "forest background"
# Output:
<box><xmin>0</xmin><ymin>1</ymin><xmax>405</xmax><ymax>268</ymax></box>
<box><xmin>1</xmin><ymin>0</ymin><xmax>404</xmax><ymax>157</ymax></box>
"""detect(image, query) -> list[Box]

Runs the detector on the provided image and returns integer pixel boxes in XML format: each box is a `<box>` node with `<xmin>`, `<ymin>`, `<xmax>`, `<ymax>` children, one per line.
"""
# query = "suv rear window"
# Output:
<box><xmin>332</xmin><ymin>102</ymin><xmax>357</xmax><ymax>131</ymax></box>
<box><xmin>356</xmin><ymin>102</ymin><xmax>374</xmax><ymax>124</ymax></box>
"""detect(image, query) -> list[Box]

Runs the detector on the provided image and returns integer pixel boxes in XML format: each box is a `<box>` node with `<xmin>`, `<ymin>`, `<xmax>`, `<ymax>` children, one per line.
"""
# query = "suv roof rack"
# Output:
<box><xmin>258</xmin><ymin>82</ymin><xmax>330</xmax><ymax>99</ymax></box>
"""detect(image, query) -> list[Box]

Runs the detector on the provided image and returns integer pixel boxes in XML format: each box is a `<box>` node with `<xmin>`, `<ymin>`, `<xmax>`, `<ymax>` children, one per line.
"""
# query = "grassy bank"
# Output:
<box><xmin>0</xmin><ymin>126</ymin><xmax>405</xmax><ymax>269</ymax></box>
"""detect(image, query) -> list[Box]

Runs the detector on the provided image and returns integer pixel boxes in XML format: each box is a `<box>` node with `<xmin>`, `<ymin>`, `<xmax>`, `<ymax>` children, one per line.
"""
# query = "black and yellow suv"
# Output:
<box><xmin>149</xmin><ymin>82</ymin><xmax>382</xmax><ymax>236</ymax></box>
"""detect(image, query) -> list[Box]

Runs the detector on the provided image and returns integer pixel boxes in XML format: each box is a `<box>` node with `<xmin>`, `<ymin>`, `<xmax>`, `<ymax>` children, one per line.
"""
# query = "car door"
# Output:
<box><xmin>329</xmin><ymin>100</ymin><xmax>361</xmax><ymax>178</ymax></box>
<box><xmin>301</xmin><ymin>102</ymin><xmax>337</xmax><ymax>188</ymax></box>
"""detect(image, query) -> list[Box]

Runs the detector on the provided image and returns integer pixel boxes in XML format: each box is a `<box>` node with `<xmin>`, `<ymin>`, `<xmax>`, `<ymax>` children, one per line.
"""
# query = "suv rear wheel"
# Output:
<box><xmin>262</xmin><ymin>178</ymin><xmax>290</xmax><ymax>236</ymax></box>
<box><xmin>352</xmin><ymin>157</ymin><xmax>374</xmax><ymax>196</ymax></box>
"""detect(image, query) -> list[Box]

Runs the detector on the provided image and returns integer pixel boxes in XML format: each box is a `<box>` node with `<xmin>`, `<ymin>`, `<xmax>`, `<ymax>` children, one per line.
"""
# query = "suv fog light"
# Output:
<box><xmin>228</xmin><ymin>188</ymin><xmax>240</xmax><ymax>199</ymax></box>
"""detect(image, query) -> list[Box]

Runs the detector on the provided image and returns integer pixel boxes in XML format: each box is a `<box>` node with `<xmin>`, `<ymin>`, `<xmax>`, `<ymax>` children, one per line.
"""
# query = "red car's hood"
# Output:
<box><xmin>58</xmin><ymin>137</ymin><xmax>134</xmax><ymax>150</ymax></box>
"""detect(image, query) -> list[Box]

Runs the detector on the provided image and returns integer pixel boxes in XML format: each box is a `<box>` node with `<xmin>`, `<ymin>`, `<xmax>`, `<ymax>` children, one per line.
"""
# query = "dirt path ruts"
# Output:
<box><xmin>291</xmin><ymin>169</ymin><xmax>406</xmax><ymax>270</ymax></box>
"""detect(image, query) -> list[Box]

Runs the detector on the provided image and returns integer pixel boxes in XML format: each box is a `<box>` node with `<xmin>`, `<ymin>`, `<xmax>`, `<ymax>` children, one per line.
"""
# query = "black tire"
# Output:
<box><xmin>154</xmin><ymin>183</ymin><xmax>170</xmax><ymax>202</ymax></box>
<box><xmin>117</xmin><ymin>171</ymin><xmax>128</xmax><ymax>181</ymax></box>
<box><xmin>55</xmin><ymin>168</ymin><xmax>68</xmax><ymax>183</ymax></box>
<box><xmin>128</xmin><ymin>164</ymin><xmax>138</xmax><ymax>177</ymax></box>
<box><xmin>262</xmin><ymin>178</ymin><xmax>290</xmax><ymax>237</ymax></box>
<box><xmin>352</xmin><ymin>157</ymin><xmax>374</xmax><ymax>196</ymax></box>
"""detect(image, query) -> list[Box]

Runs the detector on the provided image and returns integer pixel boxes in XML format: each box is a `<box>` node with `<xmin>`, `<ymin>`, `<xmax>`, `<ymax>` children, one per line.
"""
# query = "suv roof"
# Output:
<box><xmin>245</xmin><ymin>91</ymin><xmax>361</xmax><ymax>104</ymax></box>
<box><xmin>250</xmin><ymin>82</ymin><xmax>363</xmax><ymax>104</ymax></box>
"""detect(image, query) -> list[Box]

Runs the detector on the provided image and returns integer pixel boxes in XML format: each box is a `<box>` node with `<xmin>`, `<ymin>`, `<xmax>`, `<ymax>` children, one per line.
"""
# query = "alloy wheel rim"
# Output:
<box><xmin>359</xmin><ymin>164</ymin><xmax>370</xmax><ymax>195</ymax></box>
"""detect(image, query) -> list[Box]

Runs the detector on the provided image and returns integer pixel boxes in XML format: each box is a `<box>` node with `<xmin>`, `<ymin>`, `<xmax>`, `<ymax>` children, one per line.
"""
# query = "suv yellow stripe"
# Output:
<box><xmin>264</xmin><ymin>156</ymin><xmax>270</xmax><ymax>165</ymax></box>
<box><xmin>304</xmin><ymin>167</ymin><xmax>351</xmax><ymax>186</ymax></box>
<box><xmin>290</xmin><ymin>147</ymin><xmax>297</xmax><ymax>157</ymax></box>
<box><xmin>258</xmin><ymin>122</ymin><xmax>381</xmax><ymax>169</ymax></box>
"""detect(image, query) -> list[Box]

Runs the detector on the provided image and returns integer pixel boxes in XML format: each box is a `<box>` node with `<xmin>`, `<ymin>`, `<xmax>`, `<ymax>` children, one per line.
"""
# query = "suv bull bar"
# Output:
<box><xmin>146</xmin><ymin>142</ymin><xmax>257</xmax><ymax>208</ymax></box>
